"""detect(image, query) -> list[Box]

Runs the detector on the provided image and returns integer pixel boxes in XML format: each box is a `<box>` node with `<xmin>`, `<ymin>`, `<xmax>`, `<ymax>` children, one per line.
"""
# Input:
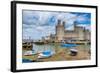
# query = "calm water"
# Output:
<box><xmin>25</xmin><ymin>43</ymin><xmax>90</xmax><ymax>55</ymax></box>
<box><xmin>32</xmin><ymin>43</ymin><xmax>56</xmax><ymax>53</ymax></box>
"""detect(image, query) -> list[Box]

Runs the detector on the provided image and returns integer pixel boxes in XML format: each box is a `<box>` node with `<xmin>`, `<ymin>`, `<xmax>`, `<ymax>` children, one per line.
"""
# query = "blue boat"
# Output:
<box><xmin>61</xmin><ymin>43</ymin><xmax>78</xmax><ymax>56</ymax></box>
<box><xmin>38</xmin><ymin>50</ymin><xmax>55</xmax><ymax>59</ymax></box>
<box><xmin>61</xmin><ymin>43</ymin><xmax>77</xmax><ymax>48</ymax></box>
<box><xmin>22</xmin><ymin>59</ymin><xmax>33</xmax><ymax>63</ymax></box>
<box><xmin>42</xmin><ymin>51</ymin><xmax>51</xmax><ymax>56</ymax></box>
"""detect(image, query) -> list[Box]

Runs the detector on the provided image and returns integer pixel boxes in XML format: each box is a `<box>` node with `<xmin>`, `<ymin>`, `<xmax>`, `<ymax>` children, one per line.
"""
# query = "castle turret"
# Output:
<box><xmin>56</xmin><ymin>19</ymin><xmax>65</xmax><ymax>42</ymax></box>
<box><xmin>62</xmin><ymin>21</ymin><xmax>66</xmax><ymax>26</ymax></box>
<box><xmin>58</xmin><ymin>19</ymin><xmax>61</xmax><ymax>25</ymax></box>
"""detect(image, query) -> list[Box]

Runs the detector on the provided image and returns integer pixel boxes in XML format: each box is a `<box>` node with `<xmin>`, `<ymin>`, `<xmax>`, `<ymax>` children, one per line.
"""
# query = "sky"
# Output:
<box><xmin>22</xmin><ymin>10</ymin><xmax>91</xmax><ymax>40</ymax></box>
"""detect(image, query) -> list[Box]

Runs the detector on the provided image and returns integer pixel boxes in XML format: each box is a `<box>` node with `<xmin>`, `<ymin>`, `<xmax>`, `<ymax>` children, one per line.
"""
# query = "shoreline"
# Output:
<box><xmin>22</xmin><ymin>44</ymin><xmax>91</xmax><ymax>62</ymax></box>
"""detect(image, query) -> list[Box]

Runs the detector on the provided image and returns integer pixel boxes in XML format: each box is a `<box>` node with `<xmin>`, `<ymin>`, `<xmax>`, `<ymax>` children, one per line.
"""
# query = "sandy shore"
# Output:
<box><xmin>22</xmin><ymin>44</ymin><xmax>91</xmax><ymax>62</ymax></box>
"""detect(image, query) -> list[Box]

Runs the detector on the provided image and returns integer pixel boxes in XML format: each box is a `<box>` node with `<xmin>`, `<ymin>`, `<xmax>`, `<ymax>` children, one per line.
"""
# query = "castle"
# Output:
<box><xmin>23</xmin><ymin>19</ymin><xmax>91</xmax><ymax>44</ymax></box>
<box><xmin>55</xmin><ymin>19</ymin><xmax>91</xmax><ymax>42</ymax></box>
<box><xmin>39</xmin><ymin>19</ymin><xmax>90</xmax><ymax>44</ymax></box>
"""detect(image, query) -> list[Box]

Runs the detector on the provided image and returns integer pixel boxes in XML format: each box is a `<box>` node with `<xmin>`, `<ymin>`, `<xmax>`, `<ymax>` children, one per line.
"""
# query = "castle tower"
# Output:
<box><xmin>78</xmin><ymin>27</ymin><xmax>85</xmax><ymax>40</ymax></box>
<box><xmin>56</xmin><ymin>19</ymin><xmax>65</xmax><ymax>42</ymax></box>
<box><xmin>62</xmin><ymin>21</ymin><xmax>66</xmax><ymax>26</ymax></box>
<box><xmin>58</xmin><ymin>19</ymin><xmax>61</xmax><ymax>25</ymax></box>
<box><xmin>73</xmin><ymin>21</ymin><xmax>85</xmax><ymax>40</ymax></box>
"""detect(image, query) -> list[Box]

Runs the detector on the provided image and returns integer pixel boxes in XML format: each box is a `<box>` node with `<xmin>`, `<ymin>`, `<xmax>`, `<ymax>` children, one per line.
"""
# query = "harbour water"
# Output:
<box><xmin>32</xmin><ymin>43</ymin><xmax>56</xmax><ymax>54</ymax></box>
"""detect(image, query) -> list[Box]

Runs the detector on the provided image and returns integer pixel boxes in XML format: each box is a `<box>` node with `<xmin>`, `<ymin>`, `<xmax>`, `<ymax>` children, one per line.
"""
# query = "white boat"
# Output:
<box><xmin>69</xmin><ymin>48</ymin><xmax>78</xmax><ymax>56</ymax></box>
<box><xmin>38</xmin><ymin>50</ymin><xmax>55</xmax><ymax>59</ymax></box>
<box><xmin>24</xmin><ymin>50</ymin><xmax>36</xmax><ymax>56</ymax></box>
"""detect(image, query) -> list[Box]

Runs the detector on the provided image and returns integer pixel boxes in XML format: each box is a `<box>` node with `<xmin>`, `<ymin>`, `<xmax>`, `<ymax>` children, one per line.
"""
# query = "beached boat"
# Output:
<box><xmin>38</xmin><ymin>50</ymin><xmax>55</xmax><ymax>59</ymax></box>
<box><xmin>34</xmin><ymin>42</ymin><xmax>45</xmax><ymax>45</ymax></box>
<box><xmin>22</xmin><ymin>59</ymin><xmax>33</xmax><ymax>63</ymax></box>
<box><xmin>61</xmin><ymin>43</ymin><xmax>77</xmax><ymax>48</ymax></box>
<box><xmin>69</xmin><ymin>48</ymin><xmax>78</xmax><ymax>56</ymax></box>
<box><xmin>23</xmin><ymin>42</ymin><xmax>33</xmax><ymax>50</ymax></box>
<box><xmin>23</xmin><ymin>50</ymin><xmax>36</xmax><ymax>56</ymax></box>
<box><xmin>61</xmin><ymin>43</ymin><xmax>78</xmax><ymax>56</ymax></box>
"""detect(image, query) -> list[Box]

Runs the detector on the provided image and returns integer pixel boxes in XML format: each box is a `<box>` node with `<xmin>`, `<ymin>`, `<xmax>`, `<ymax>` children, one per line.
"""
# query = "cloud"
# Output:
<box><xmin>22</xmin><ymin>10</ymin><xmax>78</xmax><ymax>27</ymax></box>
<box><xmin>23</xmin><ymin>11</ymin><xmax>39</xmax><ymax>25</ymax></box>
<box><xmin>23</xmin><ymin>24</ymin><xmax>55</xmax><ymax>40</ymax></box>
<box><xmin>76</xmin><ymin>13</ymin><xmax>91</xmax><ymax>24</ymax></box>
<box><xmin>23</xmin><ymin>10</ymin><xmax>57</xmax><ymax>26</ymax></box>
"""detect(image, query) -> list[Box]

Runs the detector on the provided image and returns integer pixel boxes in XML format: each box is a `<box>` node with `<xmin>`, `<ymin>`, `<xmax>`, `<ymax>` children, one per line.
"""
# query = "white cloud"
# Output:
<box><xmin>23</xmin><ymin>10</ymin><xmax>78</xmax><ymax>26</ymax></box>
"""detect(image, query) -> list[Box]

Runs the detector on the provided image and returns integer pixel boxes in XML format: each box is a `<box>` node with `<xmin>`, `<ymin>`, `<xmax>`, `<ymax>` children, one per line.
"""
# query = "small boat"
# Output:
<box><xmin>61</xmin><ymin>43</ymin><xmax>78</xmax><ymax>56</ymax></box>
<box><xmin>61</xmin><ymin>43</ymin><xmax>77</xmax><ymax>48</ymax></box>
<box><xmin>38</xmin><ymin>50</ymin><xmax>55</xmax><ymax>59</ymax></box>
<box><xmin>23</xmin><ymin>50</ymin><xmax>36</xmax><ymax>56</ymax></box>
<box><xmin>69</xmin><ymin>48</ymin><xmax>78</xmax><ymax>56</ymax></box>
<box><xmin>22</xmin><ymin>59</ymin><xmax>33</xmax><ymax>63</ymax></box>
<box><xmin>34</xmin><ymin>42</ymin><xmax>45</xmax><ymax>45</ymax></box>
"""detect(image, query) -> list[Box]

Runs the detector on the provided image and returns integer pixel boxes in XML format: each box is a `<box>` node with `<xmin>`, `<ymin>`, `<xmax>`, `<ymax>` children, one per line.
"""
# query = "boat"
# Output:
<box><xmin>34</xmin><ymin>42</ymin><xmax>45</xmax><ymax>45</ymax></box>
<box><xmin>37</xmin><ymin>50</ymin><xmax>55</xmax><ymax>59</ymax></box>
<box><xmin>61</xmin><ymin>43</ymin><xmax>77</xmax><ymax>48</ymax></box>
<box><xmin>22</xmin><ymin>59</ymin><xmax>33</xmax><ymax>63</ymax></box>
<box><xmin>23</xmin><ymin>50</ymin><xmax>36</xmax><ymax>56</ymax></box>
<box><xmin>61</xmin><ymin>43</ymin><xmax>78</xmax><ymax>56</ymax></box>
<box><xmin>23</xmin><ymin>42</ymin><xmax>33</xmax><ymax>50</ymax></box>
<box><xmin>69</xmin><ymin>48</ymin><xmax>78</xmax><ymax>56</ymax></box>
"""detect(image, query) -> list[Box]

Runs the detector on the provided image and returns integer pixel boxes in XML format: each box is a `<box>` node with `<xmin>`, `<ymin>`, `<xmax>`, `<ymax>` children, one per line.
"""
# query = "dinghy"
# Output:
<box><xmin>23</xmin><ymin>50</ymin><xmax>36</xmax><ymax>56</ymax></box>
<box><xmin>61</xmin><ymin>43</ymin><xmax>78</xmax><ymax>56</ymax></box>
<box><xmin>38</xmin><ymin>50</ymin><xmax>55</xmax><ymax>59</ymax></box>
<box><xmin>69</xmin><ymin>48</ymin><xmax>78</xmax><ymax>56</ymax></box>
<box><xmin>61</xmin><ymin>43</ymin><xmax>77</xmax><ymax>48</ymax></box>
